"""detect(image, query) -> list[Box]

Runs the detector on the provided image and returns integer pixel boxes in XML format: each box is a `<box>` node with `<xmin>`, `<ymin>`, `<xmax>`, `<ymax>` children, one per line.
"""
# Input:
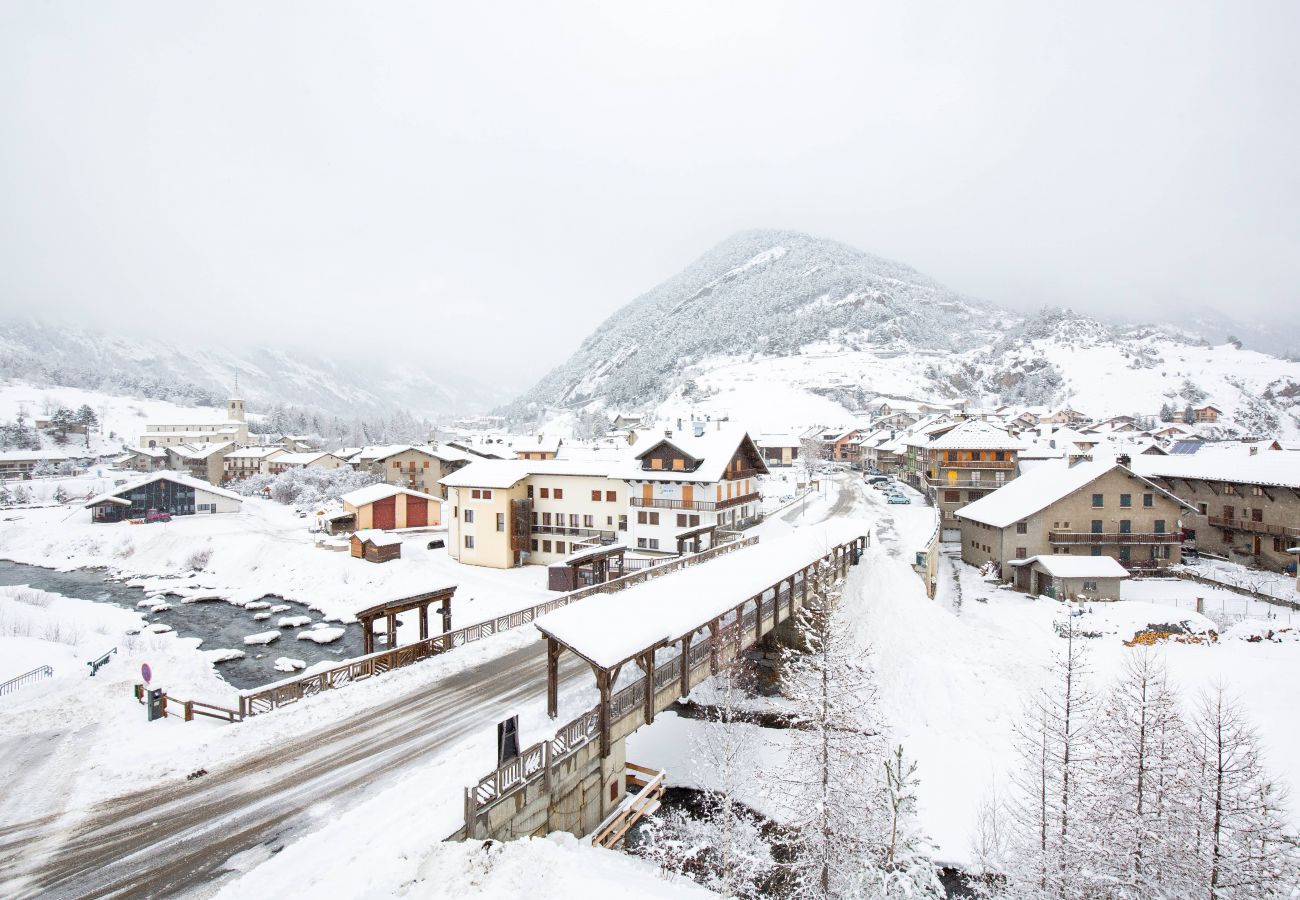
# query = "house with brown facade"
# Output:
<box><xmin>957</xmin><ymin>457</ymin><xmax>1194</xmax><ymax>584</ymax></box>
<box><xmin>1133</xmin><ymin>453</ymin><xmax>1300</xmax><ymax>572</ymax></box>
<box><xmin>223</xmin><ymin>447</ymin><xmax>285</xmax><ymax>481</ymax></box>
<box><xmin>164</xmin><ymin>442</ymin><xmax>233</xmax><ymax>485</ymax></box>
<box><xmin>923</xmin><ymin>419</ymin><xmax>1026</xmax><ymax>542</ymax></box>
<box><xmin>356</xmin><ymin>444</ymin><xmax>471</xmax><ymax>498</ymax></box>
<box><xmin>1192</xmin><ymin>405</ymin><xmax>1223</xmax><ymax>424</ymax></box>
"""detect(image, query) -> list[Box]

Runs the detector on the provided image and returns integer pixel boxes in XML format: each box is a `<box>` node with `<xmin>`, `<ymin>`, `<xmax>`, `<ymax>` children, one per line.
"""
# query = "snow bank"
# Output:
<box><xmin>277</xmin><ymin>615</ymin><xmax>311</xmax><ymax>629</ymax></box>
<box><xmin>272</xmin><ymin>657</ymin><xmax>307</xmax><ymax>673</ymax></box>
<box><xmin>242</xmin><ymin>631</ymin><xmax>280</xmax><ymax>646</ymax></box>
<box><xmin>296</xmin><ymin>626</ymin><xmax>344</xmax><ymax>644</ymax></box>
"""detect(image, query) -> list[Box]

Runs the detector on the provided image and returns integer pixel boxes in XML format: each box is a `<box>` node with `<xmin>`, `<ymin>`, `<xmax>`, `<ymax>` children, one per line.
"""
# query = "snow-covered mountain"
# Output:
<box><xmin>0</xmin><ymin>318</ymin><xmax>509</xmax><ymax>421</ymax></box>
<box><xmin>506</xmin><ymin>230</ymin><xmax>1300</xmax><ymax>436</ymax></box>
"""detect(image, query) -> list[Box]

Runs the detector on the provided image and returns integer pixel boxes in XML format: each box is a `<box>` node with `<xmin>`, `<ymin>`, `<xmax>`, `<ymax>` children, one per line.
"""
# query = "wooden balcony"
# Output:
<box><xmin>1207</xmin><ymin>516</ymin><xmax>1300</xmax><ymax>539</ymax></box>
<box><xmin>532</xmin><ymin>525</ymin><xmax>617</xmax><ymax>543</ymax></box>
<box><xmin>630</xmin><ymin>491</ymin><xmax>761</xmax><ymax>512</ymax></box>
<box><xmin>937</xmin><ymin>459</ymin><xmax>1017</xmax><ymax>470</ymax></box>
<box><xmin>1049</xmin><ymin>532</ymin><xmax>1182</xmax><ymax>546</ymax></box>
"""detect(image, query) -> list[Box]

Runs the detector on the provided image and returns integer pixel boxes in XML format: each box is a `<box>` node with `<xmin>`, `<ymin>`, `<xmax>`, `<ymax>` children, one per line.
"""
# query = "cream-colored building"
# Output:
<box><xmin>142</xmin><ymin>398</ymin><xmax>249</xmax><ymax>448</ymax></box>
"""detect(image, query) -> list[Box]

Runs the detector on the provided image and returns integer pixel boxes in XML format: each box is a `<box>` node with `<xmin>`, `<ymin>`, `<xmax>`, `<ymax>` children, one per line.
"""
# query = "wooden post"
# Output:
<box><xmin>597</xmin><ymin>669</ymin><xmax>612</xmax><ymax>759</ymax></box>
<box><xmin>679</xmin><ymin>634</ymin><xmax>692</xmax><ymax>698</ymax></box>
<box><xmin>418</xmin><ymin>604</ymin><xmax>429</xmax><ymax>642</ymax></box>
<box><xmin>547</xmin><ymin>638</ymin><xmax>560</xmax><ymax>719</ymax></box>
<box><xmin>386</xmin><ymin>612</ymin><xmax>397</xmax><ymax>649</ymax></box>
<box><xmin>754</xmin><ymin>593</ymin><xmax>763</xmax><ymax>640</ymax></box>
<box><xmin>641</xmin><ymin>649</ymin><xmax>655</xmax><ymax>725</ymax></box>
<box><xmin>441</xmin><ymin>597</ymin><xmax>452</xmax><ymax>635</ymax></box>
<box><xmin>362</xmin><ymin>614</ymin><xmax>374</xmax><ymax>655</ymax></box>
<box><xmin>707</xmin><ymin>618</ymin><xmax>721</xmax><ymax>675</ymax></box>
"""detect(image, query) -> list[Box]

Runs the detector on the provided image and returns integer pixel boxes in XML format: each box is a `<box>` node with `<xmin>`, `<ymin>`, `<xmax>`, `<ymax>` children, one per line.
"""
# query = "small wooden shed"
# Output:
<box><xmin>351</xmin><ymin>529</ymin><xmax>402</xmax><ymax>564</ymax></box>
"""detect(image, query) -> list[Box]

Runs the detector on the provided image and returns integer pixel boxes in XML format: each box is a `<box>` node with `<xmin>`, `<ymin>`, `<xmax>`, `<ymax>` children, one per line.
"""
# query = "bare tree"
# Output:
<box><xmin>1188</xmin><ymin>686</ymin><xmax>1300</xmax><ymax>899</ymax></box>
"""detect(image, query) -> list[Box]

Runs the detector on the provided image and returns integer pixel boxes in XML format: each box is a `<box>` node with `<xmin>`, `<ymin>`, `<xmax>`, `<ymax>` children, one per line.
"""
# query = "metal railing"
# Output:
<box><xmin>1049</xmin><ymin>532</ymin><xmax>1181</xmax><ymax>545</ymax></box>
<box><xmin>1</xmin><ymin>665</ymin><xmax>53</xmax><ymax>697</ymax></box>
<box><xmin>933</xmin><ymin>459</ymin><xmax>1017</xmax><ymax>470</ymax></box>
<box><xmin>1208</xmin><ymin>516</ymin><xmax>1300</xmax><ymax>539</ymax></box>
<box><xmin>532</xmin><ymin>525</ymin><xmax>616</xmax><ymax>542</ymax></box>
<box><xmin>629</xmin><ymin>491</ymin><xmax>761</xmax><ymax>512</ymax></box>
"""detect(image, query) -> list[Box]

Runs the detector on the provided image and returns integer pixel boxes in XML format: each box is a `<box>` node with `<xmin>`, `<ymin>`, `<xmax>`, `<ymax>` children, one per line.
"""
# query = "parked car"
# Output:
<box><xmin>866</xmin><ymin>475</ymin><xmax>890</xmax><ymax>484</ymax></box>
<box><xmin>887</xmin><ymin>494</ymin><xmax>911</xmax><ymax>505</ymax></box>
<box><xmin>145</xmin><ymin>508</ymin><xmax>172</xmax><ymax>523</ymax></box>
<box><xmin>427</xmin><ymin>538</ymin><xmax>445</xmax><ymax>550</ymax></box>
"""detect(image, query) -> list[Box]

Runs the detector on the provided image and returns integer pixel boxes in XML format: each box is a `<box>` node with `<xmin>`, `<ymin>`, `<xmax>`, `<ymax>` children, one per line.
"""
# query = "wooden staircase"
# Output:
<box><xmin>591</xmin><ymin>763</ymin><xmax>666</xmax><ymax>849</ymax></box>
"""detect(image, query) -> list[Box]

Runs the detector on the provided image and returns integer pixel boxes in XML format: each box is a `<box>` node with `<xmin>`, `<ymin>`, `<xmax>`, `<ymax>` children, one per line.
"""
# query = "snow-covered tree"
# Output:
<box><xmin>1089</xmin><ymin>650</ymin><xmax>1198</xmax><ymax>896</ymax></box>
<box><xmin>1003</xmin><ymin>620</ymin><xmax>1099</xmax><ymax>899</ymax></box>
<box><xmin>52</xmin><ymin>485</ymin><xmax>69</xmax><ymax>504</ymax></box>
<box><xmin>13</xmin><ymin>485</ymin><xmax>30</xmax><ymax>505</ymax></box>
<box><xmin>852</xmin><ymin>745</ymin><xmax>944</xmax><ymax>900</ymax></box>
<box><xmin>1187</xmin><ymin>686</ymin><xmax>1300</xmax><ymax>899</ymax></box>
<box><xmin>776</xmin><ymin>557</ymin><xmax>886</xmax><ymax>898</ymax></box>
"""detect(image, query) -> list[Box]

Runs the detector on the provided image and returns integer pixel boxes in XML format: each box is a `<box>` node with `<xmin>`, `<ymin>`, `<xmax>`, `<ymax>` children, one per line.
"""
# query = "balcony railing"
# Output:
<box><xmin>1049</xmin><ymin>532</ymin><xmax>1182</xmax><ymax>546</ymax></box>
<box><xmin>934</xmin><ymin>459</ymin><xmax>1017</xmax><ymax>470</ymax></box>
<box><xmin>629</xmin><ymin>492</ymin><xmax>761</xmax><ymax>512</ymax></box>
<box><xmin>532</xmin><ymin>525</ymin><xmax>617</xmax><ymax>542</ymax></box>
<box><xmin>1207</xmin><ymin>515</ymin><xmax>1300</xmax><ymax>539</ymax></box>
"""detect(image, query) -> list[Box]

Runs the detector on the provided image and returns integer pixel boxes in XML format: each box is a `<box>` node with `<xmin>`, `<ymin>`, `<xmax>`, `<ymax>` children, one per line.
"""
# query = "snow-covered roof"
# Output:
<box><xmin>956</xmin><ymin>459</ymin><xmax>1193</xmax><ymax>529</ymax></box>
<box><xmin>512</xmin><ymin>436</ymin><xmax>562</xmax><ymax>455</ymax></box>
<box><xmin>620</xmin><ymin>427</ymin><xmax>766</xmax><ymax>483</ymax></box>
<box><xmin>757</xmin><ymin>433</ymin><xmax>802</xmax><ymax>449</ymax></box>
<box><xmin>167</xmin><ymin>442</ymin><xmax>234</xmax><ymax>460</ymax></box>
<box><xmin>126</xmin><ymin>446</ymin><xmax>168</xmax><ymax>459</ymax></box>
<box><xmin>1131</xmin><ymin>454</ymin><xmax>1300</xmax><ymax>490</ymax></box>
<box><xmin>353</xmin><ymin>529</ymin><xmax>402</xmax><ymax>547</ymax></box>
<box><xmin>340</xmin><ymin>483</ymin><xmax>439</xmax><ymax>508</ymax></box>
<box><xmin>927</xmin><ymin>419</ymin><xmax>1026</xmax><ymax>451</ymax></box>
<box><xmin>84</xmin><ymin>470</ymin><xmax>244</xmax><ymax>507</ymax></box>
<box><xmin>275</xmin><ymin>451</ymin><xmax>341</xmax><ymax>466</ymax></box>
<box><xmin>1009</xmin><ymin>555</ymin><xmax>1131</xmax><ymax>579</ymax></box>
<box><xmin>535</xmin><ymin>521</ymin><xmax>870</xmax><ymax>668</ymax></box>
<box><xmin>440</xmin><ymin>458</ymin><xmax>621</xmax><ymax>489</ymax></box>
<box><xmin>0</xmin><ymin>449</ymin><xmax>73</xmax><ymax>462</ymax></box>
<box><xmin>224</xmin><ymin>447</ymin><xmax>284</xmax><ymax>460</ymax></box>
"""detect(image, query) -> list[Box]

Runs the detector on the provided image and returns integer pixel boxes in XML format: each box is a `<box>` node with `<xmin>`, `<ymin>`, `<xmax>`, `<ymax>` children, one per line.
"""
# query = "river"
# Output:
<box><xmin>0</xmin><ymin>559</ymin><xmax>363</xmax><ymax>689</ymax></box>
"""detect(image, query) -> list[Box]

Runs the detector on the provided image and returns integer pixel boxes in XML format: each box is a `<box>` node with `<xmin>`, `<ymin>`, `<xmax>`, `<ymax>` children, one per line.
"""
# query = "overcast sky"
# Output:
<box><xmin>1</xmin><ymin>1</ymin><xmax>1297</xmax><ymax>381</ymax></box>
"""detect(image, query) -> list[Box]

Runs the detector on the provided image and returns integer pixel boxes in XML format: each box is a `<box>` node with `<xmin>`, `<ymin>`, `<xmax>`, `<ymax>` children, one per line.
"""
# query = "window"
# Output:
<box><xmin>1120</xmin><ymin>494</ymin><xmax>1132</xmax><ymax>508</ymax></box>
<box><xmin>1143</xmin><ymin>493</ymin><xmax>1153</xmax><ymax>507</ymax></box>
<box><xmin>637</xmin><ymin>538</ymin><xmax>647</xmax><ymax>549</ymax></box>
<box><xmin>583</xmin><ymin>515</ymin><xmax>594</xmax><ymax>528</ymax></box>
<box><xmin>1119</xmin><ymin>519</ymin><xmax>1131</xmax><ymax>534</ymax></box>
<box><xmin>1091</xmin><ymin>519</ymin><xmax>1102</xmax><ymax>533</ymax></box>
<box><xmin>1224</xmin><ymin>484</ymin><xmax>1237</xmax><ymax>495</ymax></box>
<box><xmin>1016</xmin><ymin>521</ymin><xmax>1027</xmax><ymax>535</ymax></box>
<box><xmin>542</xmin><ymin>512</ymin><xmax>552</xmax><ymax>526</ymax></box>
<box><xmin>650</xmin><ymin>458</ymin><xmax>663</xmax><ymax>470</ymax></box>
<box><xmin>1251</xmin><ymin>508</ymin><xmax>1263</xmax><ymax>522</ymax></box>
<box><xmin>542</xmin><ymin>540</ymin><xmax>552</xmax><ymax>553</ymax></box>
<box><xmin>1091</xmin><ymin>493</ymin><xmax>1104</xmax><ymax>508</ymax></box>
<box><xmin>1198</xmin><ymin>502</ymin><xmax>1208</xmax><ymax>515</ymax></box>
<box><xmin>672</xmin><ymin>459</ymin><xmax>685</xmax><ymax>471</ymax></box>
<box><xmin>944</xmin><ymin>490</ymin><xmax>960</xmax><ymax>503</ymax></box>
<box><xmin>554</xmin><ymin>488</ymin><xmax>563</xmax><ymax>500</ymax></box>
<box><xmin>1275</xmin><ymin>537</ymin><xmax>1285</xmax><ymax>552</ymax></box>
<box><xmin>677</xmin><ymin>514</ymin><xmax>688</xmax><ymax>527</ymax></box>
<box><xmin>637</xmin><ymin>511</ymin><xmax>647</xmax><ymax>524</ymax></box>
<box><xmin>970</xmin><ymin>471</ymin><xmax>981</xmax><ymax>483</ymax></box>
<box><xmin>464</xmin><ymin>535</ymin><xmax>475</xmax><ymax>549</ymax></box>
<box><xmin>530</xmin><ymin>539</ymin><xmax>538</xmax><ymax>551</ymax></box>
<box><xmin>569</xmin><ymin>514</ymin><xmax>579</xmax><ymax>528</ymax></box>
<box><xmin>605</xmin><ymin>490</ymin><xmax>616</xmax><ymax>502</ymax></box>
<box><xmin>471</xmin><ymin>489</ymin><xmax>481</xmax><ymax>499</ymax></box>
<box><xmin>649</xmin><ymin>512</ymin><xmax>660</xmax><ymax>525</ymax></box>
<box><xmin>496</xmin><ymin>513</ymin><xmax>505</xmax><ymax>532</ymax></box>
<box><xmin>1015</xmin><ymin>547</ymin><xmax>1026</xmax><ymax>559</ymax></box>
<box><xmin>689</xmin><ymin>514</ymin><xmax>700</xmax><ymax>526</ymax></box>
<box><xmin>482</xmin><ymin>490</ymin><xmax>492</xmax><ymax>500</ymax></box>
<box><xmin>464</xmin><ymin>509</ymin><xmax>474</xmax><ymax>523</ymax></box>
<box><xmin>1091</xmin><ymin>547</ymin><xmax>1101</xmax><ymax>556</ymax></box>
<box><xmin>618</xmin><ymin>515</ymin><xmax>627</xmax><ymax>531</ymax></box>
<box><xmin>556</xmin><ymin>541</ymin><xmax>566</xmax><ymax>553</ymax></box>
<box><xmin>393</xmin><ymin>461</ymin><xmax>400</xmax><ymax>469</ymax></box>
<box><xmin>527</xmin><ymin>485</ymin><xmax>534</xmax><ymax>499</ymax></box>
<box><xmin>1154</xmin><ymin>520</ymin><xmax>1165</xmax><ymax>534</ymax></box>
<box><xmin>1119</xmin><ymin>546</ymin><xmax>1131</xmax><ymax>562</ymax></box>
<box><xmin>1251</xmin><ymin>486</ymin><xmax>1265</xmax><ymax>497</ymax></box>
<box><xmin>539</xmin><ymin>487</ymin><xmax>549</xmax><ymax>499</ymax></box>
<box><xmin>591</xmin><ymin>490</ymin><xmax>601</xmax><ymax>501</ymax></box>
<box><xmin>647</xmin><ymin>538</ymin><xmax>660</xmax><ymax>550</ymax></box>
<box><xmin>1083</xmin><ymin>580</ymin><xmax>1098</xmax><ymax>592</ymax></box>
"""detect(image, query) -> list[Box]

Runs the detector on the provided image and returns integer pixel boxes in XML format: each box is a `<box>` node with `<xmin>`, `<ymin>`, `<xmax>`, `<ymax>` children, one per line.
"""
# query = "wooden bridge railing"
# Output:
<box><xmin>464</xmin><ymin>533</ymin><xmax>869</xmax><ymax>829</ymax></box>
<box><xmin>237</xmin><ymin>535</ymin><xmax>761</xmax><ymax>718</ymax></box>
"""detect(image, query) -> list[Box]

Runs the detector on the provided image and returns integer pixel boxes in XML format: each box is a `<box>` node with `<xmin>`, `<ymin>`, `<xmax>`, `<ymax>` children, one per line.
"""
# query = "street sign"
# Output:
<box><xmin>141</xmin><ymin>662</ymin><xmax>152</xmax><ymax>685</ymax></box>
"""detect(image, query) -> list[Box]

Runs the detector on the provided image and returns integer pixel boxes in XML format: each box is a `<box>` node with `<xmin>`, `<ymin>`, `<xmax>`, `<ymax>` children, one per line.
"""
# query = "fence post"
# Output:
<box><xmin>184</xmin><ymin>700</ymin><xmax>194</xmax><ymax>722</ymax></box>
<box><xmin>1196</xmin><ymin>597</ymin><xmax>1204</xmax><ymax>614</ymax></box>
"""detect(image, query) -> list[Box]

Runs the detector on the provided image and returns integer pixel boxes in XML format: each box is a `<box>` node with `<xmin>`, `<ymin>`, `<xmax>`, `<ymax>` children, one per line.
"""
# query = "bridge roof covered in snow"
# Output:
<box><xmin>534</xmin><ymin>520</ymin><xmax>870</xmax><ymax>668</ymax></box>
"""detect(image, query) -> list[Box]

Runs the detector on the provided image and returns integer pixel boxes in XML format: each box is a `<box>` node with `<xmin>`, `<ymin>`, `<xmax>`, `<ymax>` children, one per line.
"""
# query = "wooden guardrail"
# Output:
<box><xmin>592</xmin><ymin>763</ymin><xmax>666</xmax><ymax>849</ymax></box>
<box><xmin>132</xmin><ymin>685</ymin><xmax>244</xmax><ymax>722</ymax></box>
<box><xmin>236</xmin><ymin>535</ymin><xmax>761</xmax><ymax>718</ymax></box>
<box><xmin>1</xmin><ymin>665</ymin><xmax>53</xmax><ymax>697</ymax></box>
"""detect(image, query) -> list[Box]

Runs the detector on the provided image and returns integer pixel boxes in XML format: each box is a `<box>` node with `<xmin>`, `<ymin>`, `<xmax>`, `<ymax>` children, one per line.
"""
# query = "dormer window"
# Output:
<box><xmin>650</xmin><ymin>458</ymin><xmax>663</xmax><ymax>470</ymax></box>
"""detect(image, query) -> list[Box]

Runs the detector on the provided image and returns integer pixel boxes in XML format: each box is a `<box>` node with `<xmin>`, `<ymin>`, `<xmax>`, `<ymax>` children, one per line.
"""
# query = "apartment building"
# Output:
<box><xmin>223</xmin><ymin>447</ymin><xmax>285</xmax><ymax>481</ymax></box>
<box><xmin>922</xmin><ymin>419</ymin><xmax>1025</xmax><ymax>541</ymax></box>
<box><xmin>1133</xmin><ymin>453</ymin><xmax>1300</xmax><ymax>572</ymax></box>
<box><xmin>957</xmin><ymin>457</ymin><xmax>1193</xmax><ymax>584</ymax></box>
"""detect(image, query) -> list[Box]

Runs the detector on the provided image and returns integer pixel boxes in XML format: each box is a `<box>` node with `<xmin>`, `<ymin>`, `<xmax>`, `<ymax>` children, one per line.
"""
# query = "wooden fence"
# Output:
<box><xmin>236</xmin><ymin>535</ymin><xmax>761</xmax><ymax>718</ymax></box>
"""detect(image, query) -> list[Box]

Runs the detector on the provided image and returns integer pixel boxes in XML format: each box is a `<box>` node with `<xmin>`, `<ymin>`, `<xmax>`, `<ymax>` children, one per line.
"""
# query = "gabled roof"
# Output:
<box><xmin>1009</xmin><ymin>555</ymin><xmax>1131</xmax><ymax>579</ymax></box>
<box><xmin>167</xmin><ymin>442</ymin><xmax>234</xmax><ymax>460</ymax></box>
<box><xmin>440</xmin><ymin>458</ymin><xmax>621</xmax><ymax>490</ymax></box>
<box><xmin>928</xmin><ymin>419</ymin><xmax>1026</xmax><ymax>451</ymax></box>
<box><xmin>340</xmin><ymin>483</ymin><xmax>439</xmax><ymax>507</ymax></box>
<box><xmin>1131</xmin><ymin>454</ymin><xmax>1300</xmax><ymax>490</ymax></box>
<box><xmin>84</xmin><ymin>471</ymin><xmax>244</xmax><ymax>507</ymax></box>
<box><xmin>352</xmin><ymin>529</ymin><xmax>402</xmax><ymax>547</ymax></box>
<box><xmin>621</xmin><ymin>427</ymin><xmax>767</xmax><ymax>483</ymax></box>
<box><xmin>956</xmin><ymin>459</ymin><xmax>1194</xmax><ymax>529</ymax></box>
<box><xmin>275</xmin><ymin>451</ymin><xmax>344</xmax><ymax>466</ymax></box>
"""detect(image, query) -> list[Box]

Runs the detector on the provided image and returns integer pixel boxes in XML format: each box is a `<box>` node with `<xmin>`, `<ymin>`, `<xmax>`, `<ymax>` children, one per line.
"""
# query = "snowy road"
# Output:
<box><xmin>0</xmin><ymin>642</ymin><xmax>591</xmax><ymax>899</ymax></box>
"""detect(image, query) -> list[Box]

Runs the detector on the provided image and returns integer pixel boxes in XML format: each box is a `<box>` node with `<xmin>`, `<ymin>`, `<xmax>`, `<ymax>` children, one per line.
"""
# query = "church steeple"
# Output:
<box><xmin>228</xmin><ymin>369</ymin><xmax>245</xmax><ymax>422</ymax></box>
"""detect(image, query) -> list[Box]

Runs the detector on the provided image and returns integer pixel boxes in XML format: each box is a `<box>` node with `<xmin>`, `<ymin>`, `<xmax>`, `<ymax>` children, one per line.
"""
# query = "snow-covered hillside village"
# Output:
<box><xmin>4</xmin><ymin>4</ymin><xmax>1300</xmax><ymax>900</ymax></box>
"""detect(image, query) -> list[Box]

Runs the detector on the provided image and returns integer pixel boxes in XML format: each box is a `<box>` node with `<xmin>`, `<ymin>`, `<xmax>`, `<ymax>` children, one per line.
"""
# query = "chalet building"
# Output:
<box><xmin>336</xmin><ymin>483</ymin><xmax>440</xmax><ymax>531</ymax></box>
<box><xmin>164</xmin><ymin>442</ymin><xmax>233</xmax><ymax>485</ymax></box>
<box><xmin>821</xmin><ymin>429</ymin><xmax>863</xmax><ymax>464</ymax></box>
<box><xmin>618</xmin><ymin>427</ymin><xmax>766</xmax><ymax>554</ymax></box>
<box><xmin>1132</xmin><ymin>455</ymin><xmax>1300</xmax><ymax>572</ymax></box>
<box><xmin>757</xmin><ymin>434</ymin><xmax>801</xmax><ymax>467</ymax></box>
<box><xmin>141</xmin><ymin>397</ymin><xmax>249</xmax><ymax>448</ymax></box>
<box><xmin>267</xmin><ymin>451</ymin><xmax>349</xmax><ymax>475</ymax></box>
<box><xmin>512</xmin><ymin>436</ymin><xmax>562</xmax><ymax>460</ymax></box>
<box><xmin>350</xmin><ymin>530</ymin><xmax>401</xmax><ymax>564</ymax></box>
<box><xmin>957</xmin><ymin>458</ymin><xmax>1193</xmax><ymax>583</ymax></box>
<box><xmin>441</xmin><ymin>460</ymin><xmax>623</xmax><ymax>569</ymax></box>
<box><xmin>120</xmin><ymin>446</ymin><xmax>168</xmax><ymax>475</ymax></box>
<box><xmin>922</xmin><ymin>420</ymin><xmax>1025</xmax><ymax>542</ymax></box>
<box><xmin>355</xmin><ymin>444</ymin><xmax>471</xmax><ymax>498</ymax></box>
<box><xmin>1008</xmin><ymin>555</ymin><xmax>1132</xmax><ymax>601</ymax></box>
<box><xmin>0</xmin><ymin>449</ymin><xmax>74</xmax><ymax>479</ymax></box>
<box><xmin>1192</xmin><ymin>405</ymin><xmax>1223</xmax><ymax>424</ymax></box>
<box><xmin>223</xmin><ymin>447</ymin><xmax>285</xmax><ymax>481</ymax></box>
<box><xmin>85</xmin><ymin>471</ymin><xmax>243</xmax><ymax>523</ymax></box>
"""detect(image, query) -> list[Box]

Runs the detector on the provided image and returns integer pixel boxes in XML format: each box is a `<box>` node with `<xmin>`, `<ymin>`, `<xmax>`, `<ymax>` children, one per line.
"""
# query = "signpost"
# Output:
<box><xmin>141</xmin><ymin>662</ymin><xmax>152</xmax><ymax>685</ymax></box>
<box><xmin>141</xmin><ymin>662</ymin><xmax>165</xmax><ymax>721</ymax></box>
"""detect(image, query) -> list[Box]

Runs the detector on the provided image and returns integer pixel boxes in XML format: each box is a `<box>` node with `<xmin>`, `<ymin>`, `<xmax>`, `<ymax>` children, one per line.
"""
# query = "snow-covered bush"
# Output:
<box><xmin>185</xmin><ymin>547</ymin><xmax>212</xmax><ymax>571</ymax></box>
<box><xmin>229</xmin><ymin>466</ymin><xmax>380</xmax><ymax>510</ymax></box>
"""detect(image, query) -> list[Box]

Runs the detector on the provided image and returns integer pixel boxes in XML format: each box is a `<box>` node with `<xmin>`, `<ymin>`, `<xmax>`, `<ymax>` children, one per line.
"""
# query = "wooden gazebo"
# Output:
<box><xmin>355</xmin><ymin>587</ymin><xmax>455</xmax><ymax>655</ymax></box>
<box><xmin>674</xmin><ymin>523</ymin><xmax>718</xmax><ymax>554</ymax></box>
<box><xmin>547</xmin><ymin>543</ymin><xmax>628</xmax><ymax>592</ymax></box>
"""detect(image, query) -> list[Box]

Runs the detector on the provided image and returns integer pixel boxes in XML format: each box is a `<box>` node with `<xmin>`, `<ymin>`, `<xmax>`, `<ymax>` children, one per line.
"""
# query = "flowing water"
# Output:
<box><xmin>0</xmin><ymin>559</ymin><xmax>363</xmax><ymax>688</ymax></box>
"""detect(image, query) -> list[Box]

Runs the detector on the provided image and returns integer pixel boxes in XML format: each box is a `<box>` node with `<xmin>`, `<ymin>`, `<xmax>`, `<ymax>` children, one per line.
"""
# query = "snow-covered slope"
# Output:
<box><xmin>505</xmin><ymin>231</ymin><xmax>1300</xmax><ymax>436</ymax></box>
<box><xmin>0</xmin><ymin>318</ymin><xmax>510</xmax><ymax>420</ymax></box>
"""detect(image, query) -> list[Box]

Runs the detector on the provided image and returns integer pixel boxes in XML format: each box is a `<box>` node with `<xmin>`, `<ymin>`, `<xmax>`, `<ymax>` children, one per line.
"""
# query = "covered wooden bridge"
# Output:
<box><xmin>463</xmin><ymin>522</ymin><xmax>870</xmax><ymax>840</ymax></box>
<box><xmin>356</xmin><ymin>588</ymin><xmax>455</xmax><ymax>655</ymax></box>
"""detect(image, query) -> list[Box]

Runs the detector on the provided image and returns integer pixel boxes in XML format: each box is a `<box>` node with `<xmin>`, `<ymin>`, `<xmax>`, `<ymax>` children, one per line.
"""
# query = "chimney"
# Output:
<box><xmin>1117</xmin><ymin>453</ymin><xmax>1131</xmax><ymax>468</ymax></box>
<box><xmin>676</xmin><ymin>418</ymin><xmax>683</xmax><ymax>430</ymax></box>
<box><xmin>693</xmin><ymin>421</ymin><xmax>705</xmax><ymax>437</ymax></box>
<box><xmin>1249</xmin><ymin>445</ymin><xmax>1259</xmax><ymax>456</ymax></box>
